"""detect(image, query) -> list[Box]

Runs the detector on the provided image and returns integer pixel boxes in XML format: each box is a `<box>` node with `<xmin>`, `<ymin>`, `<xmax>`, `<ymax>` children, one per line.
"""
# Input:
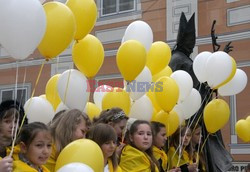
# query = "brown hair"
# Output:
<box><xmin>17</xmin><ymin>122</ymin><xmax>50</xmax><ymax>147</ymax></box>
<box><xmin>129</xmin><ymin>120</ymin><xmax>159</xmax><ymax>172</ymax></box>
<box><xmin>93</xmin><ymin>107</ymin><xmax>128</xmax><ymax>124</ymax></box>
<box><xmin>50</xmin><ymin>109</ymin><xmax>91</xmax><ymax>157</ymax></box>
<box><xmin>87</xmin><ymin>123</ymin><xmax>118</xmax><ymax>170</ymax></box>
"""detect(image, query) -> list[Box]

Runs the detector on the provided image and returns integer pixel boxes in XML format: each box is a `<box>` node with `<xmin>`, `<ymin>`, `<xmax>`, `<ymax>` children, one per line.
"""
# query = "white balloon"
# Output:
<box><xmin>218</xmin><ymin>69</ymin><xmax>248</xmax><ymax>96</ymax></box>
<box><xmin>24</xmin><ymin>97</ymin><xmax>54</xmax><ymax>124</ymax></box>
<box><xmin>129</xmin><ymin>95</ymin><xmax>153</xmax><ymax>121</ymax></box>
<box><xmin>178</xmin><ymin>88</ymin><xmax>201</xmax><ymax>119</ymax></box>
<box><xmin>57</xmin><ymin>69</ymin><xmax>89</xmax><ymax>111</ymax></box>
<box><xmin>93</xmin><ymin>85</ymin><xmax>113</xmax><ymax>109</ymax></box>
<box><xmin>205</xmin><ymin>51</ymin><xmax>233</xmax><ymax>88</ymax></box>
<box><xmin>57</xmin><ymin>162</ymin><xmax>94</xmax><ymax>172</ymax></box>
<box><xmin>126</xmin><ymin>66</ymin><xmax>152</xmax><ymax>100</ymax></box>
<box><xmin>173</xmin><ymin>106</ymin><xmax>184</xmax><ymax>125</ymax></box>
<box><xmin>171</xmin><ymin>70</ymin><xmax>193</xmax><ymax>103</ymax></box>
<box><xmin>0</xmin><ymin>0</ymin><xmax>46</xmax><ymax>60</ymax></box>
<box><xmin>193</xmin><ymin>51</ymin><xmax>212</xmax><ymax>83</ymax></box>
<box><xmin>123</xmin><ymin>20</ymin><xmax>153</xmax><ymax>51</ymax></box>
<box><xmin>55</xmin><ymin>102</ymin><xmax>69</xmax><ymax>114</ymax></box>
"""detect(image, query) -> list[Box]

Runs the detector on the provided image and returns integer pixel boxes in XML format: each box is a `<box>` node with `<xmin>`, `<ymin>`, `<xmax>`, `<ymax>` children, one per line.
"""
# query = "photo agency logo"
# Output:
<box><xmin>86</xmin><ymin>80</ymin><xmax>163</xmax><ymax>92</ymax></box>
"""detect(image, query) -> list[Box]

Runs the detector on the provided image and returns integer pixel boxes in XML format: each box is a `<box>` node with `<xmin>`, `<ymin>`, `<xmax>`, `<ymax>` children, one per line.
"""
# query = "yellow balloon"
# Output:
<box><xmin>85</xmin><ymin>102</ymin><xmax>101</xmax><ymax>120</ymax></box>
<box><xmin>152</xmin><ymin>66</ymin><xmax>172</xmax><ymax>82</ymax></box>
<box><xmin>38</xmin><ymin>2</ymin><xmax>76</xmax><ymax>59</ymax></box>
<box><xmin>72</xmin><ymin>34</ymin><xmax>104</xmax><ymax>78</ymax></box>
<box><xmin>146</xmin><ymin>90</ymin><xmax>161</xmax><ymax>112</ymax></box>
<box><xmin>152</xmin><ymin>110</ymin><xmax>179</xmax><ymax>136</ymax></box>
<box><xmin>102</xmin><ymin>87</ymin><xmax>131</xmax><ymax>115</ymax></box>
<box><xmin>45</xmin><ymin>74</ymin><xmax>61</xmax><ymax>110</ymax></box>
<box><xmin>146</xmin><ymin>41</ymin><xmax>171</xmax><ymax>75</ymax></box>
<box><xmin>235</xmin><ymin>119</ymin><xmax>250</xmax><ymax>142</ymax></box>
<box><xmin>246</xmin><ymin>116</ymin><xmax>250</xmax><ymax>123</ymax></box>
<box><xmin>117</xmin><ymin>40</ymin><xmax>146</xmax><ymax>82</ymax></box>
<box><xmin>204</xmin><ymin>99</ymin><xmax>230</xmax><ymax>133</ymax></box>
<box><xmin>214</xmin><ymin>56</ymin><xmax>236</xmax><ymax>89</ymax></box>
<box><xmin>55</xmin><ymin>139</ymin><xmax>104</xmax><ymax>172</ymax></box>
<box><xmin>150</xmin><ymin>108</ymin><xmax>158</xmax><ymax>121</ymax></box>
<box><xmin>154</xmin><ymin>77</ymin><xmax>179</xmax><ymax>112</ymax></box>
<box><xmin>66</xmin><ymin>0</ymin><xmax>97</xmax><ymax>40</ymax></box>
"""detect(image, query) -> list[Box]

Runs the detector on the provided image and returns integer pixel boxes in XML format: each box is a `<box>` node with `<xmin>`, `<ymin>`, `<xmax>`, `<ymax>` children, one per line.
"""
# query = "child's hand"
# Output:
<box><xmin>169</xmin><ymin>167</ymin><xmax>181</xmax><ymax>172</ymax></box>
<box><xmin>116</xmin><ymin>143</ymin><xmax>126</xmax><ymax>157</ymax></box>
<box><xmin>0</xmin><ymin>156</ymin><xmax>13</xmax><ymax>172</ymax></box>
<box><xmin>188</xmin><ymin>163</ymin><xmax>198</xmax><ymax>172</ymax></box>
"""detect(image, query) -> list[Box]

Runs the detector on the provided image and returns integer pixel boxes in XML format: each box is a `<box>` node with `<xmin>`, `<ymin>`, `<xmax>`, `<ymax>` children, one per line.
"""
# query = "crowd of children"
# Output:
<box><xmin>0</xmin><ymin>99</ymin><xmax>249</xmax><ymax>172</ymax></box>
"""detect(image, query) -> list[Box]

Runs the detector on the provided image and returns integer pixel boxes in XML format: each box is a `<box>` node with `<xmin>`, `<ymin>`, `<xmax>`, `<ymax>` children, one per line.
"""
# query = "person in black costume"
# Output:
<box><xmin>168</xmin><ymin>12</ymin><xmax>233</xmax><ymax>172</ymax></box>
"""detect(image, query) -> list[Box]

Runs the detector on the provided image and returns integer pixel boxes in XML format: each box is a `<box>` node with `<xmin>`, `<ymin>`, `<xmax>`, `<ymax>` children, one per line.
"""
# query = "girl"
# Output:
<box><xmin>191</xmin><ymin>125</ymin><xmax>206</xmax><ymax>172</ymax></box>
<box><xmin>45</xmin><ymin>109</ymin><xmax>91</xmax><ymax>172</ymax></box>
<box><xmin>151</xmin><ymin>121</ymin><xmax>180</xmax><ymax>172</ymax></box>
<box><xmin>0</xmin><ymin>100</ymin><xmax>28</xmax><ymax>171</ymax></box>
<box><xmin>119</xmin><ymin>120</ymin><xmax>159</xmax><ymax>172</ymax></box>
<box><xmin>13</xmin><ymin>122</ymin><xmax>52</xmax><ymax>172</ymax></box>
<box><xmin>168</xmin><ymin>126</ymin><xmax>197</xmax><ymax>172</ymax></box>
<box><xmin>93</xmin><ymin>107</ymin><xmax>128</xmax><ymax>143</ymax></box>
<box><xmin>88</xmin><ymin>123</ymin><xmax>122</xmax><ymax>172</ymax></box>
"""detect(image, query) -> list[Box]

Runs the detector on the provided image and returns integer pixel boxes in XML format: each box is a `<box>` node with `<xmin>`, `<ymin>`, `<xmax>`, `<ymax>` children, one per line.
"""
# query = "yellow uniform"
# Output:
<box><xmin>44</xmin><ymin>144</ymin><xmax>56</xmax><ymax>172</ymax></box>
<box><xmin>153</xmin><ymin>146</ymin><xmax>168</xmax><ymax>171</ymax></box>
<box><xmin>168</xmin><ymin>146</ymin><xmax>193</xmax><ymax>169</ymax></box>
<box><xmin>119</xmin><ymin>145</ymin><xmax>159</xmax><ymax>172</ymax></box>
<box><xmin>13</xmin><ymin>160</ymin><xmax>50</xmax><ymax>172</ymax></box>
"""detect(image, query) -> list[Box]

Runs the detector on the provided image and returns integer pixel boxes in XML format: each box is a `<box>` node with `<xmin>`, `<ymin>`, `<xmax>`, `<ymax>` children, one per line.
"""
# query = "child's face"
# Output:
<box><xmin>23</xmin><ymin>131</ymin><xmax>52</xmax><ymax>167</ymax></box>
<box><xmin>73</xmin><ymin>119</ymin><xmax>88</xmax><ymax>140</ymax></box>
<box><xmin>101</xmin><ymin>140</ymin><xmax>117</xmax><ymax>159</ymax></box>
<box><xmin>0</xmin><ymin>115</ymin><xmax>16</xmax><ymax>139</ymax></box>
<box><xmin>112</xmin><ymin>119</ymin><xmax>127</xmax><ymax>138</ymax></box>
<box><xmin>192</xmin><ymin>127</ymin><xmax>202</xmax><ymax>146</ymax></box>
<box><xmin>130</xmin><ymin>124</ymin><xmax>153</xmax><ymax>151</ymax></box>
<box><xmin>181</xmin><ymin>128</ymin><xmax>192</xmax><ymax>146</ymax></box>
<box><xmin>154</xmin><ymin>127</ymin><xmax>167</xmax><ymax>148</ymax></box>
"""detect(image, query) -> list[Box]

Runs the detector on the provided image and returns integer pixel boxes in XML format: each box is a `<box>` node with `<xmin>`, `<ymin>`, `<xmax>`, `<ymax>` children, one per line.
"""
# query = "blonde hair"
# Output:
<box><xmin>50</xmin><ymin>109</ymin><xmax>91</xmax><ymax>157</ymax></box>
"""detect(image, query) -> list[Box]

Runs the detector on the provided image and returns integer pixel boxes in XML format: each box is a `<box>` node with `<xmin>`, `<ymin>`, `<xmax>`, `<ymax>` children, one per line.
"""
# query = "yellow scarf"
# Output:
<box><xmin>13</xmin><ymin>160</ymin><xmax>50</xmax><ymax>172</ymax></box>
<box><xmin>107</xmin><ymin>159</ymin><xmax>122</xmax><ymax>172</ymax></box>
<box><xmin>6</xmin><ymin>144</ymin><xmax>21</xmax><ymax>160</ymax></box>
<box><xmin>168</xmin><ymin>146</ymin><xmax>192</xmax><ymax>169</ymax></box>
<box><xmin>119</xmin><ymin>145</ymin><xmax>159</xmax><ymax>172</ymax></box>
<box><xmin>153</xmin><ymin>146</ymin><xmax>168</xmax><ymax>171</ymax></box>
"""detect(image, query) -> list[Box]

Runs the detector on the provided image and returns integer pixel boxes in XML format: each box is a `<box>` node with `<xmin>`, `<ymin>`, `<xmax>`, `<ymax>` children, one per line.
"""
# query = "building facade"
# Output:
<box><xmin>0</xmin><ymin>0</ymin><xmax>249</xmax><ymax>168</ymax></box>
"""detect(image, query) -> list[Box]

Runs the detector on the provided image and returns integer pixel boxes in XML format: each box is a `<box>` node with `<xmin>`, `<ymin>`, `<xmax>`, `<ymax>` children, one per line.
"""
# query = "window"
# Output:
<box><xmin>101</xmin><ymin>0</ymin><xmax>136</xmax><ymax>16</ymax></box>
<box><xmin>0</xmin><ymin>84</ymin><xmax>30</xmax><ymax>105</ymax></box>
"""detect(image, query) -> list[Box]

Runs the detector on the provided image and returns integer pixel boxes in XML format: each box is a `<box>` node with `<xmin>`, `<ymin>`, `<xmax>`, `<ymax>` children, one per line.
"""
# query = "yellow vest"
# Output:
<box><xmin>119</xmin><ymin>145</ymin><xmax>159</xmax><ymax>172</ymax></box>
<box><xmin>44</xmin><ymin>144</ymin><xmax>56</xmax><ymax>172</ymax></box>
<box><xmin>168</xmin><ymin>146</ymin><xmax>193</xmax><ymax>169</ymax></box>
<box><xmin>153</xmin><ymin>146</ymin><xmax>168</xmax><ymax>171</ymax></box>
<box><xmin>13</xmin><ymin>160</ymin><xmax>50</xmax><ymax>172</ymax></box>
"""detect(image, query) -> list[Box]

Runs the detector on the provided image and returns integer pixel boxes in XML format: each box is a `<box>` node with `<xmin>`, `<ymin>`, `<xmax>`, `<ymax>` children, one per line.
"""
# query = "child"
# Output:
<box><xmin>0</xmin><ymin>100</ymin><xmax>28</xmax><ymax>161</ymax></box>
<box><xmin>151</xmin><ymin>121</ymin><xmax>181</xmax><ymax>172</ymax></box>
<box><xmin>191</xmin><ymin>124</ymin><xmax>206</xmax><ymax>172</ymax></box>
<box><xmin>168</xmin><ymin>126</ymin><xmax>197</xmax><ymax>172</ymax></box>
<box><xmin>88</xmin><ymin>123</ymin><xmax>122</xmax><ymax>172</ymax></box>
<box><xmin>119</xmin><ymin>120</ymin><xmax>159</xmax><ymax>172</ymax></box>
<box><xmin>13</xmin><ymin>122</ymin><xmax>52</xmax><ymax>172</ymax></box>
<box><xmin>93</xmin><ymin>108</ymin><xmax>128</xmax><ymax>143</ymax></box>
<box><xmin>45</xmin><ymin>109</ymin><xmax>91</xmax><ymax>171</ymax></box>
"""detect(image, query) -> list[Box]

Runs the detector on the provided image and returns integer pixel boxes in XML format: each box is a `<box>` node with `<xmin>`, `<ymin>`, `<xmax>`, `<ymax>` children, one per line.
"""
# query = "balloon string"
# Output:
<box><xmin>195</xmin><ymin>130</ymin><xmax>202</xmax><ymax>164</ymax></box>
<box><xmin>18</xmin><ymin>60</ymin><xmax>46</xmax><ymax>135</ymax></box>
<box><xmin>200</xmin><ymin>133</ymin><xmax>210</xmax><ymax>154</ymax></box>
<box><xmin>63</xmin><ymin>69</ymin><xmax>72</xmax><ymax>103</ymax></box>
